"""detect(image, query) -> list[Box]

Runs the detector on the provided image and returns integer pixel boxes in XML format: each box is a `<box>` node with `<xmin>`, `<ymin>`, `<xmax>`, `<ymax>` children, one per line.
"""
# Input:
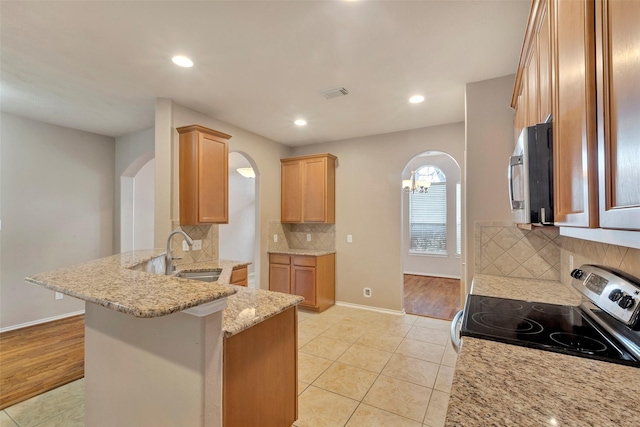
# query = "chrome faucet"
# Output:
<box><xmin>165</xmin><ymin>230</ymin><xmax>194</xmax><ymax>275</ymax></box>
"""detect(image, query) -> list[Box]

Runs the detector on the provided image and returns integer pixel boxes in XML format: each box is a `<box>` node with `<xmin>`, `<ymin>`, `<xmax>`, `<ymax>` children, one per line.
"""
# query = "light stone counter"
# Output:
<box><xmin>268</xmin><ymin>249</ymin><xmax>336</xmax><ymax>256</ymax></box>
<box><xmin>446</xmin><ymin>274</ymin><xmax>640</xmax><ymax>426</ymax></box>
<box><xmin>25</xmin><ymin>250</ymin><xmax>236</xmax><ymax>318</ymax></box>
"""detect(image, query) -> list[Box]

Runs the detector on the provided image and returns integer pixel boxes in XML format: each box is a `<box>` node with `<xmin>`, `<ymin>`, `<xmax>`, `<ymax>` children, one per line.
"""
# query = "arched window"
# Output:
<box><xmin>409</xmin><ymin>165</ymin><xmax>447</xmax><ymax>254</ymax></box>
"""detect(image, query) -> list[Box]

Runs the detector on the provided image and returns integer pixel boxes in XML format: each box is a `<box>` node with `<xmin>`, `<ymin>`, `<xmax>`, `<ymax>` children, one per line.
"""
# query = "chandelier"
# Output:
<box><xmin>402</xmin><ymin>170</ymin><xmax>431</xmax><ymax>193</ymax></box>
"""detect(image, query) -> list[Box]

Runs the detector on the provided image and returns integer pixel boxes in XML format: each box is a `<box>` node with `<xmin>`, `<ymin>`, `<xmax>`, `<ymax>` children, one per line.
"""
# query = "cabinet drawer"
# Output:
<box><xmin>292</xmin><ymin>256</ymin><xmax>316</xmax><ymax>267</ymax></box>
<box><xmin>230</xmin><ymin>266</ymin><xmax>248</xmax><ymax>284</ymax></box>
<box><xmin>269</xmin><ymin>254</ymin><xmax>291</xmax><ymax>265</ymax></box>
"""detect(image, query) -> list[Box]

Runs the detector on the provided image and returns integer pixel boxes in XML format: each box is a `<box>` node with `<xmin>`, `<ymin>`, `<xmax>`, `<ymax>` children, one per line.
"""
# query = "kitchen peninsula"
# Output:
<box><xmin>25</xmin><ymin>250</ymin><xmax>303</xmax><ymax>427</ymax></box>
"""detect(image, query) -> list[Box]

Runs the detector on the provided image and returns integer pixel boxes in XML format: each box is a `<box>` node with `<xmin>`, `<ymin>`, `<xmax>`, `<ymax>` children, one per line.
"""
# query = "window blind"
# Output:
<box><xmin>409</xmin><ymin>182</ymin><xmax>446</xmax><ymax>253</ymax></box>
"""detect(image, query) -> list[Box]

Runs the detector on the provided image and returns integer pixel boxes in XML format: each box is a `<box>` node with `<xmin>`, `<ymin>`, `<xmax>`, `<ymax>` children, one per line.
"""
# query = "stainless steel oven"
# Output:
<box><xmin>451</xmin><ymin>265</ymin><xmax>640</xmax><ymax>367</ymax></box>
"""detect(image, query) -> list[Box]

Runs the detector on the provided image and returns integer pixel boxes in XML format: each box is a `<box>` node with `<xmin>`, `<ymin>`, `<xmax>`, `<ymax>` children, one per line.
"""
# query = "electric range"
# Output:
<box><xmin>458</xmin><ymin>265</ymin><xmax>640</xmax><ymax>367</ymax></box>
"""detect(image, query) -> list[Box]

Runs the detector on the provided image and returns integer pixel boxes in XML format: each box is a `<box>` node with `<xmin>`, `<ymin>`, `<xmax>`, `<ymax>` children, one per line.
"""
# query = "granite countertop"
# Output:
<box><xmin>446</xmin><ymin>274</ymin><xmax>640</xmax><ymax>426</ymax></box>
<box><xmin>26</xmin><ymin>252</ymin><xmax>303</xmax><ymax>337</ymax></box>
<box><xmin>25</xmin><ymin>250</ymin><xmax>237</xmax><ymax>318</ymax></box>
<box><xmin>268</xmin><ymin>249</ymin><xmax>336</xmax><ymax>256</ymax></box>
<box><xmin>176</xmin><ymin>260</ymin><xmax>304</xmax><ymax>338</ymax></box>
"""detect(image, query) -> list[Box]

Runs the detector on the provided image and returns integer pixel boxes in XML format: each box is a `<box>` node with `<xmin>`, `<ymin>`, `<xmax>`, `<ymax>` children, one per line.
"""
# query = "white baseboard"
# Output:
<box><xmin>403</xmin><ymin>271</ymin><xmax>461</xmax><ymax>280</ymax></box>
<box><xmin>0</xmin><ymin>310</ymin><xmax>85</xmax><ymax>333</ymax></box>
<box><xmin>335</xmin><ymin>301</ymin><xmax>406</xmax><ymax>316</ymax></box>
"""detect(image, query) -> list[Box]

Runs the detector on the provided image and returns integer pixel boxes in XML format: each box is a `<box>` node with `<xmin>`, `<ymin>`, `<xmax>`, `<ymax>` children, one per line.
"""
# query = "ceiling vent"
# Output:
<box><xmin>318</xmin><ymin>86</ymin><xmax>349</xmax><ymax>100</ymax></box>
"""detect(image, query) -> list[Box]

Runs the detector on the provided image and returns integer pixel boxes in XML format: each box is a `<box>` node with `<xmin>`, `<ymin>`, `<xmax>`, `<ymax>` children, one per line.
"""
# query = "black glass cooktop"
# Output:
<box><xmin>461</xmin><ymin>295</ymin><xmax>640</xmax><ymax>367</ymax></box>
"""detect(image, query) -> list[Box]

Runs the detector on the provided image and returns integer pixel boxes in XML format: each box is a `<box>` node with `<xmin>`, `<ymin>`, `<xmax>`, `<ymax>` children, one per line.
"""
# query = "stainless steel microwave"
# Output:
<box><xmin>508</xmin><ymin>122</ymin><xmax>554</xmax><ymax>225</ymax></box>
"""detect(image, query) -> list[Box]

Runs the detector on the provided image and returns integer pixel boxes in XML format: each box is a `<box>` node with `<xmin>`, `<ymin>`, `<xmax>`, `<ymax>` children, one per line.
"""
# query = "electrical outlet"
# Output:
<box><xmin>193</xmin><ymin>240</ymin><xmax>202</xmax><ymax>250</ymax></box>
<box><xmin>306</xmin><ymin>234</ymin><xmax>312</xmax><ymax>242</ymax></box>
<box><xmin>347</xmin><ymin>234</ymin><xmax>353</xmax><ymax>243</ymax></box>
<box><xmin>182</xmin><ymin>240</ymin><xmax>190</xmax><ymax>251</ymax></box>
<box><xmin>55</xmin><ymin>292</ymin><xmax>63</xmax><ymax>300</ymax></box>
<box><xmin>363</xmin><ymin>288</ymin><xmax>372</xmax><ymax>297</ymax></box>
<box><xmin>273</xmin><ymin>234</ymin><xmax>278</xmax><ymax>243</ymax></box>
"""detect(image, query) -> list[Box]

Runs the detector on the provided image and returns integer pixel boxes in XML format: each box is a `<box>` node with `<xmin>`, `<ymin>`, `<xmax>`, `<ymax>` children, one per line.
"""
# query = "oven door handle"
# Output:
<box><xmin>450</xmin><ymin>309</ymin><xmax>464</xmax><ymax>353</ymax></box>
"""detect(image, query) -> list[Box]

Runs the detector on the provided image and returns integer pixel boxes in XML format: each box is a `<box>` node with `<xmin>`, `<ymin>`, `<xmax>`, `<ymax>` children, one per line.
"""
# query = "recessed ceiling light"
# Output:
<box><xmin>409</xmin><ymin>95</ymin><xmax>425</xmax><ymax>104</ymax></box>
<box><xmin>294</xmin><ymin>119</ymin><xmax>307</xmax><ymax>126</ymax></box>
<box><xmin>172</xmin><ymin>55</ymin><xmax>193</xmax><ymax>68</ymax></box>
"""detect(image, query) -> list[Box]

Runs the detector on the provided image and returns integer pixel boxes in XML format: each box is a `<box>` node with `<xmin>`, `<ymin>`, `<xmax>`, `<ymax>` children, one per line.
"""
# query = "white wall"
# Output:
<box><xmin>115</xmin><ymin>127</ymin><xmax>154</xmax><ymax>251</ymax></box>
<box><xmin>133</xmin><ymin>159</ymin><xmax>155</xmax><ymax>251</ymax></box>
<box><xmin>0</xmin><ymin>113</ymin><xmax>115</xmax><ymax>329</ymax></box>
<box><xmin>292</xmin><ymin>122</ymin><xmax>464</xmax><ymax>312</ymax></box>
<box><xmin>219</xmin><ymin>153</ymin><xmax>256</xmax><ymax>275</ymax></box>
<box><xmin>154</xmin><ymin>99</ymin><xmax>292</xmax><ymax>290</ymax></box>
<box><xmin>402</xmin><ymin>153</ymin><xmax>461</xmax><ymax>278</ymax></box>
<box><xmin>464</xmin><ymin>74</ymin><xmax>516</xmax><ymax>294</ymax></box>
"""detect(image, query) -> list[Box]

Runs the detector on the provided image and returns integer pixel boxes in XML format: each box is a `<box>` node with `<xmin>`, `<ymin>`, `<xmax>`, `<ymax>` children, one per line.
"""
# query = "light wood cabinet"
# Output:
<box><xmin>177</xmin><ymin>125</ymin><xmax>231</xmax><ymax>225</ymax></box>
<box><xmin>595</xmin><ymin>0</ymin><xmax>640</xmax><ymax>230</ymax></box>
<box><xmin>551</xmin><ymin>0</ymin><xmax>598</xmax><ymax>227</ymax></box>
<box><xmin>230</xmin><ymin>265</ymin><xmax>248</xmax><ymax>287</ymax></box>
<box><xmin>223</xmin><ymin>307</ymin><xmax>297</xmax><ymax>427</ymax></box>
<box><xmin>269</xmin><ymin>253</ymin><xmax>335</xmax><ymax>312</ymax></box>
<box><xmin>281</xmin><ymin>153</ymin><xmax>336</xmax><ymax>224</ymax></box>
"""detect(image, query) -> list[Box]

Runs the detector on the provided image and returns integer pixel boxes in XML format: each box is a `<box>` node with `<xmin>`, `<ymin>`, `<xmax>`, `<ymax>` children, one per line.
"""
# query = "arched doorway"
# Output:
<box><xmin>219</xmin><ymin>152</ymin><xmax>259</xmax><ymax>288</ymax></box>
<box><xmin>401</xmin><ymin>151</ymin><xmax>462</xmax><ymax>319</ymax></box>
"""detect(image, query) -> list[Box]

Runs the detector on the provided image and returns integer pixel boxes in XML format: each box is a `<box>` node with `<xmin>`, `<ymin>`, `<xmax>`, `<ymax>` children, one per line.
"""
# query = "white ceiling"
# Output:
<box><xmin>0</xmin><ymin>1</ymin><xmax>530</xmax><ymax>147</ymax></box>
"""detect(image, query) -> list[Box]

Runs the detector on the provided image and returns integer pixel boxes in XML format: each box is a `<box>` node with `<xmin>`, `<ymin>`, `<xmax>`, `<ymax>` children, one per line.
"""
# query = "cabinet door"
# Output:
<box><xmin>292</xmin><ymin>266</ymin><xmax>316</xmax><ymax>307</ymax></box>
<box><xmin>302</xmin><ymin>158</ymin><xmax>327</xmax><ymax>222</ymax></box>
<box><xmin>538</xmin><ymin>0</ymin><xmax>552</xmax><ymax>123</ymax></box>
<box><xmin>269</xmin><ymin>263</ymin><xmax>291</xmax><ymax>294</ymax></box>
<box><xmin>552</xmin><ymin>0</ymin><xmax>598</xmax><ymax>227</ymax></box>
<box><xmin>596</xmin><ymin>0</ymin><xmax>640</xmax><ymax>230</ymax></box>
<box><xmin>526</xmin><ymin>45</ymin><xmax>539</xmax><ymax>127</ymax></box>
<box><xmin>198</xmin><ymin>132</ymin><xmax>228</xmax><ymax>223</ymax></box>
<box><xmin>281</xmin><ymin>161</ymin><xmax>302</xmax><ymax>223</ymax></box>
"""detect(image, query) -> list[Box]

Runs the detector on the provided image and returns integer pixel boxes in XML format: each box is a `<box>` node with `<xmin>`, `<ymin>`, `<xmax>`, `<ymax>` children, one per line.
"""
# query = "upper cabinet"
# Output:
<box><xmin>281</xmin><ymin>153</ymin><xmax>336</xmax><ymax>224</ymax></box>
<box><xmin>551</xmin><ymin>0</ymin><xmax>598</xmax><ymax>227</ymax></box>
<box><xmin>595</xmin><ymin>0</ymin><xmax>640</xmax><ymax>230</ymax></box>
<box><xmin>177</xmin><ymin>125</ymin><xmax>231</xmax><ymax>225</ymax></box>
<box><xmin>513</xmin><ymin>0</ymin><xmax>639</xmax><ymax>231</ymax></box>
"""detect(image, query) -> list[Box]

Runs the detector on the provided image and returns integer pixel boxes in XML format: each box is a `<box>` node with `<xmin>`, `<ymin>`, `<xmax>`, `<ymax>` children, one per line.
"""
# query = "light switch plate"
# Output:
<box><xmin>347</xmin><ymin>234</ymin><xmax>353</xmax><ymax>243</ymax></box>
<box><xmin>273</xmin><ymin>234</ymin><xmax>278</xmax><ymax>243</ymax></box>
<box><xmin>182</xmin><ymin>241</ymin><xmax>190</xmax><ymax>251</ymax></box>
<box><xmin>193</xmin><ymin>240</ymin><xmax>202</xmax><ymax>250</ymax></box>
<box><xmin>306</xmin><ymin>234</ymin><xmax>311</xmax><ymax>242</ymax></box>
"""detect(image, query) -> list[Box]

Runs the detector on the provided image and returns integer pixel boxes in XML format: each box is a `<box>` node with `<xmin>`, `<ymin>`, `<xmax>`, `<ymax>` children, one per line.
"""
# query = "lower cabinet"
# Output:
<box><xmin>223</xmin><ymin>307</ymin><xmax>297</xmax><ymax>427</ymax></box>
<box><xmin>229</xmin><ymin>266</ymin><xmax>248</xmax><ymax>287</ymax></box>
<box><xmin>269</xmin><ymin>253</ymin><xmax>335</xmax><ymax>312</ymax></box>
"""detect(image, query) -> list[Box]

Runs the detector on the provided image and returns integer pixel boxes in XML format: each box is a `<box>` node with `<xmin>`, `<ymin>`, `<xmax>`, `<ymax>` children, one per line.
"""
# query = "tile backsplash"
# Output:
<box><xmin>268</xmin><ymin>220</ymin><xmax>336</xmax><ymax>252</ymax></box>
<box><xmin>169</xmin><ymin>221</ymin><xmax>219</xmax><ymax>264</ymax></box>
<box><xmin>475</xmin><ymin>222</ymin><xmax>562</xmax><ymax>281</ymax></box>
<box><xmin>475</xmin><ymin>221</ymin><xmax>640</xmax><ymax>286</ymax></box>
<box><xmin>559</xmin><ymin>237</ymin><xmax>640</xmax><ymax>286</ymax></box>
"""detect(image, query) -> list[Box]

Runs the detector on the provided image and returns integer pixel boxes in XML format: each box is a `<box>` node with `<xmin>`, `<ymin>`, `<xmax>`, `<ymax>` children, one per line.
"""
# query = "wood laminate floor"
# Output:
<box><xmin>0</xmin><ymin>315</ymin><xmax>84</xmax><ymax>410</ymax></box>
<box><xmin>404</xmin><ymin>275</ymin><xmax>461</xmax><ymax>320</ymax></box>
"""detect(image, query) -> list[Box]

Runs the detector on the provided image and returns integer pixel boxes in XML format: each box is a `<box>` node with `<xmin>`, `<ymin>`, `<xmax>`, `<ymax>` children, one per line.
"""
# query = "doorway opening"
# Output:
<box><xmin>219</xmin><ymin>152</ymin><xmax>259</xmax><ymax>288</ymax></box>
<box><xmin>120</xmin><ymin>153</ymin><xmax>155</xmax><ymax>252</ymax></box>
<box><xmin>401</xmin><ymin>151</ymin><xmax>462</xmax><ymax>320</ymax></box>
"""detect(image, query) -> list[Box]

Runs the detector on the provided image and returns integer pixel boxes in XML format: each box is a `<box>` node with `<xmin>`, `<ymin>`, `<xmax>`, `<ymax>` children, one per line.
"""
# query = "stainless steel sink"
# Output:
<box><xmin>175</xmin><ymin>269</ymin><xmax>222</xmax><ymax>282</ymax></box>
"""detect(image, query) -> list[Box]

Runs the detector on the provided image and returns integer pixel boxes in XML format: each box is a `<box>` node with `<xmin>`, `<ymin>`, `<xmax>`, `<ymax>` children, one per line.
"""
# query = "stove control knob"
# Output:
<box><xmin>571</xmin><ymin>269</ymin><xmax>585</xmax><ymax>279</ymax></box>
<box><xmin>618</xmin><ymin>295</ymin><xmax>635</xmax><ymax>310</ymax></box>
<box><xmin>609</xmin><ymin>289</ymin><xmax>624</xmax><ymax>302</ymax></box>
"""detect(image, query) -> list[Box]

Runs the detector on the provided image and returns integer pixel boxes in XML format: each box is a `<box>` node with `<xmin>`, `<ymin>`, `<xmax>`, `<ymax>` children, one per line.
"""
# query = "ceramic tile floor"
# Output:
<box><xmin>0</xmin><ymin>305</ymin><xmax>456</xmax><ymax>427</ymax></box>
<box><xmin>295</xmin><ymin>305</ymin><xmax>455</xmax><ymax>427</ymax></box>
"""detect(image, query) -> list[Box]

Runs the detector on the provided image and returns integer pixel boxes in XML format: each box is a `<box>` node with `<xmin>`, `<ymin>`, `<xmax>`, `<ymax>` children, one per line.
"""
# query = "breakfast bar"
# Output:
<box><xmin>25</xmin><ymin>250</ymin><xmax>303</xmax><ymax>427</ymax></box>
